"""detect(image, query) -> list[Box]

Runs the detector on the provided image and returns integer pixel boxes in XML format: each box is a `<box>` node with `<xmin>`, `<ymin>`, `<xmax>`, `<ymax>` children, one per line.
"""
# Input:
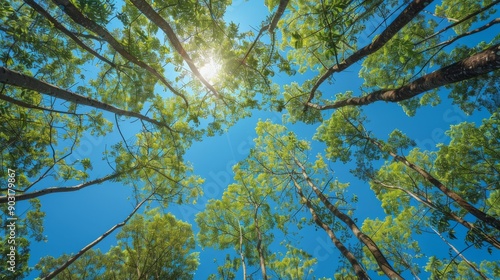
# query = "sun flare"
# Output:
<box><xmin>199</xmin><ymin>57</ymin><xmax>221</xmax><ymax>82</ymax></box>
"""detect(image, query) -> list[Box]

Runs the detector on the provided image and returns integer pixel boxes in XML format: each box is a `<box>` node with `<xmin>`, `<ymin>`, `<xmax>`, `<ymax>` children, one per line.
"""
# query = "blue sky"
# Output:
<box><xmin>17</xmin><ymin>0</ymin><xmax>500</xmax><ymax>279</ymax></box>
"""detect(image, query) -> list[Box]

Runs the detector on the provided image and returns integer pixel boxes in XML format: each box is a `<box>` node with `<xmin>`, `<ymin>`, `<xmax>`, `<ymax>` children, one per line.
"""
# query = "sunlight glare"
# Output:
<box><xmin>199</xmin><ymin>57</ymin><xmax>221</xmax><ymax>83</ymax></box>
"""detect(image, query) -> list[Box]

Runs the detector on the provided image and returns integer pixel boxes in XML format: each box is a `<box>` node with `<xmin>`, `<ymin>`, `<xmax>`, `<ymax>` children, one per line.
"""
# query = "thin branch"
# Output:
<box><xmin>0</xmin><ymin>92</ymin><xmax>86</xmax><ymax>116</ymax></box>
<box><xmin>129</xmin><ymin>0</ymin><xmax>219</xmax><ymax>98</ymax></box>
<box><xmin>51</xmin><ymin>0</ymin><xmax>188</xmax><ymax>106</ymax></box>
<box><xmin>422</xmin><ymin>18</ymin><xmax>500</xmax><ymax>53</ymax></box>
<box><xmin>415</xmin><ymin>0</ymin><xmax>500</xmax><ymax>46</ymax></box>
<box><xmin>23</xmin><ymin>0</ymin><xmax>116</xmax><ymax>68</ymax></box>
<box><xmin>431</xmin><ymin>227</ymin><xmax>490</xmax><ymax>280</ymax></box>
<box><xmin>0</xmin><ymin>172</ymin><xmax>124</xmax><ymax>203</ymax></box>
<box><xmin>42</xmin><ymin>192</ymin><xmax>154</xmax><ymax>280</ymax></box>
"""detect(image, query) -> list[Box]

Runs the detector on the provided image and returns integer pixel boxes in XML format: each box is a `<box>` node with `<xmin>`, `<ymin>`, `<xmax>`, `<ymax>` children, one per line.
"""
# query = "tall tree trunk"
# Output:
<box><xmin>293</xmin><ymin>159</ymin><xmax>403</xmax><ymax>279</ymax></box>
<box><xmin>292</xmin><ymin>178</ymin><xmax>370</xmax><ymax>279</ymax></box>
<box><xmin>373</xmin><ymin>180</ymin><xmax>500</xmax><ymax>250</ymax></box>
<box><xmin>0</xmin><ymin>67</ymin><xmax>174</xmax><ymax>132</ymax></box>
<box><xmin>253</xmin><ymin>207</ymin><xmax>268</xmax><ymax>280</ymax></box>
<box><xmin>50</xmin><ymin>0</ymin><xmax>188</xmax><ymax>105</ymax></box>
<box><xmin>128</xmin><ymin>0</ymin><xmax>219</xmax><ymax>98</ymax></box>
<box><xmin>268</xmin><ymin>0</ymin><xmax>290</xmax><ymax>34</ymax></box>
<box><xmin>364</xmin><ymin>135</ymin><xmax>500</xmax><ymax>231</ymax></box>
<box><xmin>237</xmin><ymin>220</ymin><xmax>247</xmax><ymax>280</ymax></box>
<box><xmin>307</xmin><ymin>0</ymin><xmax>431</xmax><ymax>103</ymax></box>
<box><xmin>309</xmin><ymin>43</ymin><xmax>500</xmax><ymax>110</ymax></box>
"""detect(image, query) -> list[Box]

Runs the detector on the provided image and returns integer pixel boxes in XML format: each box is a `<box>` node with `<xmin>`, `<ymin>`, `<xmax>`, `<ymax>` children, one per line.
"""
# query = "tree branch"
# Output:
<box><xmin>129</xmin><ymin>0</ymin><xmax>220</xmax><ymax>98</ymax></box>
<box><xmin>0</xmin><ymin>172</ymin><xmax>123</xmax><ymax>203</ymax></box>
<box><xmin>308</xmin><ymin>43</ymin><xmax>500</xmax><ymax>110</ymax></box>
<box><xmin>50</xmin><ymin>0</ymin><xmax>188</xmax><ymax>106</ymax></box>
<box><xmin>0</xmin><ymin>67</ymin><xmax>176</xmax><ymax>132</ymax></box>
<box><xmin>306</xmin><ymin>0</ymin><xmax>431</xmax><ymax>105</ymax></box>
<box><xmin>23</xmin><ymin>0</ymin><xmax>116</xmax><ymax>68</ymax></box>
<box><xmin>42</xmin><ymin>192</ymin><xmax>154</xmax><ymax>280</ymax></box>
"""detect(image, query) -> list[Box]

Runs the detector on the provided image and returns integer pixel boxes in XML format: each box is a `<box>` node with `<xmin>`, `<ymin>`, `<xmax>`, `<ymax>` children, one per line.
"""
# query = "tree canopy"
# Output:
<box><xmin>1</xmin><ymin>0</ymin><xmax>499</xmax><ymax>279</ymax></box>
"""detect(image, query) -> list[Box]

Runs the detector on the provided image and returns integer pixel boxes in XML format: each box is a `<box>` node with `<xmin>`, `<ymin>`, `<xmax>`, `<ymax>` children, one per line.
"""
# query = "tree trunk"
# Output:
<box><xmin>374</xmin><ymin>180</ymin><xmax>500</xmax><ymax>250</ymax></box>
<box><xmin>268</xmin><ymin>0</ymin><xmax>290</xmax><ymax>34</ymax></box>
<box><xmin>128</xmin><ymin>0</ymin><xmax>219</xmax><ymax>98</ymax></box>
<box><xmin>254</xmin><ymin>207</ymin><xmax>268</xmax><ymax>280</ymax></box>
<box><xmin>292</xmin><ymin>179</ymin><xmax>370</xmax><ymax>279</ymax></box>
<box><xmin>307</xmin><ymin>0</ymin><xmax>431</xmax><ymax>103</ymax></box>
<box><xmin>310</xmin><ymin>43</ymin><xmax>500</xmax><ymax>110</ymax></box>
<box><xmin>367</xmin><ymin>136</ymin><xmax>500</xmax><ymax>231</ymax></box>
<box><xmin>293</xmin><ymin>159</ymin><xmax>402</xmax><ymax>279</ymax></box>
<box><xmin>237</xmin><ymin>220</ymin><xmax>247</xmax><ymax>280</ymax></box>
<box><xmin>0</xmin><ymin>67</ymin><xmax>174</xmax><ymax>131</ymax></box>
<box><xmin>50</xmin><ymin>0</ymin><xmax>188</xmax><ymax>105</ymax></box>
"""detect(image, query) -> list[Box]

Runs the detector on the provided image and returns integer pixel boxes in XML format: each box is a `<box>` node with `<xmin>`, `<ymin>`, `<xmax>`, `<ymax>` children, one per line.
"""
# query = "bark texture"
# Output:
<box><xmin>0</xmin><ymin>67</ymin><xmax>174</xmax><ymax>131</ymax></box>
<box><xmin>307</xmin><ymin>0</ymin><xmax>432</xmax><ymax>102</ymax></box>
<box><xmin>309</xmin><ymin>44</ymin><xmax>500</xmax><ymax>110</ymax></box>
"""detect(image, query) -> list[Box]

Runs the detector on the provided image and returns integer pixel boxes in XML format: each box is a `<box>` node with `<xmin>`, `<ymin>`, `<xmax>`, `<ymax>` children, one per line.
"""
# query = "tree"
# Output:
<box><xmin>315</xmin><ymin>106</ymin><xmax>500</xmax><ymax>277</ymax></box>
<box><xmin>231</xmin><ymin>120</ymin><xmax>401</xmax><ymax>278</ymax></box>
<box><xmin>196</xmin><ymin>167</ymin><xmax>316</xmax><ymax>279</ymax></box>
<box><xmin>276</xmin><ymin>0</ymin><xmax>500</xmax><ymax>122</ymax></box>
<box><xmin>36</xmin><ymin>209</ymin><xmax>199</xmax><ymax>279</ymax></box>
<box><xmin>1</xmin><ymin>0</ymin><xmax>499</xmax><ymax>278</ymax></box>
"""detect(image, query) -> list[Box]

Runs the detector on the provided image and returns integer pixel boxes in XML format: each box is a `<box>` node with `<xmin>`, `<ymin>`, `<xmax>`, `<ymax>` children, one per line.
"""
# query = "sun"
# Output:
<box><xmin>199</xmin><ymin>57</ymin><xmax>221</xmax><ymax>83</ymax></box>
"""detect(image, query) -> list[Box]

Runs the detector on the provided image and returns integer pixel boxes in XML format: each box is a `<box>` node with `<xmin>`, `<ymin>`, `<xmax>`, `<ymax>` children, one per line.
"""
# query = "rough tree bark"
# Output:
<box><xmin>308</xmin><ymin>43</ymin><xmax>500</xmax><ymax>110</ymax></box>
<box><xmin>306</xmin><ymin>0</ymin><xmax>432</xmax><ymax>103</ymax></box>
<box><xmin>0</xmin><ymin>67</ymin><xmax>174</xmax><ymax>131</ymax></box>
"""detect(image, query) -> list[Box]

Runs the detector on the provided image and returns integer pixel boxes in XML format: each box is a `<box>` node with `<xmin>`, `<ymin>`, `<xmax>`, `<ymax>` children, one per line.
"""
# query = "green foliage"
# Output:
<box><xmin>0</xmin><ymin>199</ymin><xmax>44</xmax><ymax>279</ymax></box>
<box><xmin>2</xmin><ymin>0</ymin><xmax>500</xmax><ymax>279</ymax></box>
<box><xmin>372</xmin><ymin>113</ymin><xmax>500</xmax><ymax>253</ymax></box>
<box><xmin>75</xmin><ymin>0</ymin><xmax>115</xmax><ymax>24</ymax></box>
<box><xmin>272</xmin><ymin>242</ymin><xmax>317</xmax><ymax>279</ymax></box>
<box><xmin>362</xmin><ymin>207</ymin><xmax>423</xmax><ymax>276</ymax></box>
<box><xmin>434</xmin><ymin>112</ymin><xmax>500</xmax><ymax>205</ymax></box>
<box><xmin>36</xmin><ymin>210</ymin><xmax>199</xmax><ymax>279</ymax></box>
<box><xmin>425</xmin><ymin>256</ymin><xmax>500</xmax><ymax>279</ymax></box>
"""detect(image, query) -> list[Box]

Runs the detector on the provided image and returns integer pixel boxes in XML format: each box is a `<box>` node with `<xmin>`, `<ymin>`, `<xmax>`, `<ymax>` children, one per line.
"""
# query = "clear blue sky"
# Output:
<box><xmin>21</xmin><ymin>1</ymin><xmax>499</xmax><ymax>279</ymax></box>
